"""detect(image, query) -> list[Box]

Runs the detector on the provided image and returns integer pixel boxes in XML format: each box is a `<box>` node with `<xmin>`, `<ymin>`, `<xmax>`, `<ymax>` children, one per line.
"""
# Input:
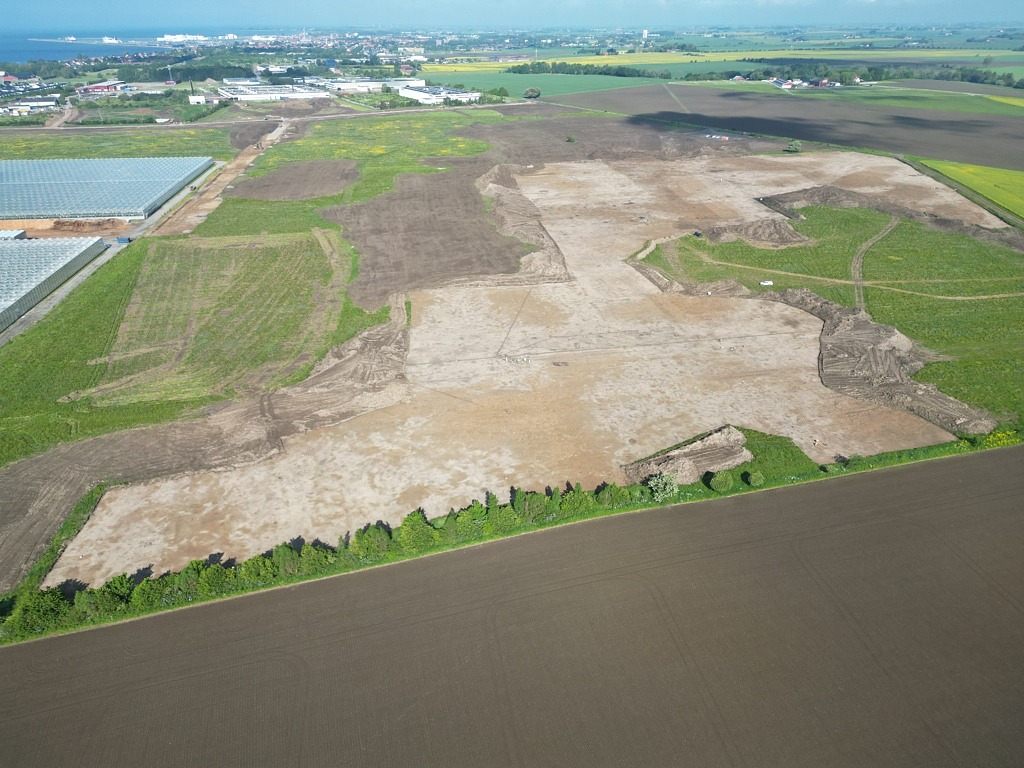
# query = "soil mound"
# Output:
<box><xmin>763</xmin><ymin>288</ymin><xmax>996</xmax><ymax>435</ymax></box>
<box><xmin>227</xmin><ymin>160</ymin><xmax>360</xmax><ymax>201</ymax></box>
<box><xmin>52</xmin><ymin>218</ymin><xmax>126</xmax><ymax>232</ymax></box>
<box><xmin>706</xmin><ymin>218</ymin><xmax>809</xmax><ymax>247</ymax></box>
<box><xmin>623</xmin><ymin>425</ymin><xmax>753</xmax><ymax>485</ymax></box>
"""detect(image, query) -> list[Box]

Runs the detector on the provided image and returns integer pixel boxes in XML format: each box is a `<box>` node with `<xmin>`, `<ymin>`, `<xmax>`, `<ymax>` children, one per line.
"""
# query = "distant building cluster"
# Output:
<box><xmin>769</xmin><ymin>77</ymin><xmax>849</xmax><ymax>90</ymax></box>
<box><xmin>0</xmin><ymin>72</ymin><xmax>66</xmax><ymax>117</ymax></box>
<box><xmin>74</xmin><ymin>79</ymin><xmax>127</xmax><ymax>95</ymax></box>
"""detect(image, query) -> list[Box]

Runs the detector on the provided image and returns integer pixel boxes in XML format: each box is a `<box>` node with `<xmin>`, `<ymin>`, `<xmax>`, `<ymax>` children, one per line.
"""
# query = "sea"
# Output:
<box><xmin>1</xmin><ymin>28</ymin><xmax>302</xmax><ymax>65</ymax></box>
<box><xmin>0</xmin><ymin>34</ymin><xmax>171</xmax><ymax>64</ymax></box>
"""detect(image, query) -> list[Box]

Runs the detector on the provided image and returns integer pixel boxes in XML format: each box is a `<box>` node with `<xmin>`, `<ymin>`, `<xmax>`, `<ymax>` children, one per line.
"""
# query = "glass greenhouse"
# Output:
<box><xmin>0</xmin><ymin>237</ymin><xmax>108</xmax><ymax>332</ymax></box>
<box><xmin>0</xmin><ymin>157</ymin><xmax>214</xmax><ymax>220</ymax></box>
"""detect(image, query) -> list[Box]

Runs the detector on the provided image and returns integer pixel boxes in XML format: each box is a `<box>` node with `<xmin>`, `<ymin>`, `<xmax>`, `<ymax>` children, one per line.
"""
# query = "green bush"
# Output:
<box><xmin>349</xmin><ymin>523</ymin><xmax>392</xmax><ymax>564</ymax></box>
<box><xmin>237</xmin><ymin>555</ymin><xmax>278</xmax><ymax>588</ymax></box>
<box><xmin>7</xmin><ymin>587</ymin><xmax>71</xmax><ymax>635</ymax></box>
<box><xmin>395</xmin><ymin>510</ymin><xmax>438</xmax><ymax>554</ymax></box>
<box><xmin>709</xmin><ymin>471</ymin><xmax>735</xmax><ymax>493</ymax></box>
<box><xmin>646</xmin><ymin>472</ymin><xmax>677</xmax><ymax>503</ymax></box>
<box><xmin>745</xmin><ymin>470</ymin><xmax>766</xmax><ymax>487</ymax></box>
<box><xmin>560</xmin><ymin>483</ymin><xmax>596</xmax><ymax>518</ymax></box>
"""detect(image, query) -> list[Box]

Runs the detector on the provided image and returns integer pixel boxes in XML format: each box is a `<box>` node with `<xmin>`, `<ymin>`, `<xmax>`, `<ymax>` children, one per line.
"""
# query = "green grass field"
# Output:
<box><xmin>427</xmin><ymin>71</ymin><xmax>670</xmax><ymax>97</ymax></box>
<box><xmin>643</xmin><ymin>206</ymin><xmax>1024</xmax><ymax>425</ymax></box>
<box><xmin>0</xmin><ymin>127</ymin><xmax>236</xmax><ymax>161</ymax></box>
<box><xmin>0</xmin><ymin>242</ymin><xmax>202</xmax><ymax>468</ymax></box>
<box><xmin>918</xmin><ymin>159</ymin><xmax>1024</xmax><ymax>218</ymax></box>
<box><xmin>0</xmin><ymin>231</ymin><xmax>387</xmax><ymax>469</ymax></box>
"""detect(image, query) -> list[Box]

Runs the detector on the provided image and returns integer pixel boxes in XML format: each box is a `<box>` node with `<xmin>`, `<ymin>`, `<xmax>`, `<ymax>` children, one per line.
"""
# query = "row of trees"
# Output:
<box><xmin>738</xmin><ymin>59</ymin><xmax>1024</xmax><ymax>89</ymax></box>
<box><xmin>113</xmin><ymin>63</ymin><xmax>253</xmax><ymax>83</ymax></box>
<box><xmin>0</xmin><ymin>469</ymin><xmax>763</xmax><ymax>642</ymax></box>
<box><xmin>506</xmin><ymin>61</ymin><xmax>673</xmax><ymax>79</ymax></box>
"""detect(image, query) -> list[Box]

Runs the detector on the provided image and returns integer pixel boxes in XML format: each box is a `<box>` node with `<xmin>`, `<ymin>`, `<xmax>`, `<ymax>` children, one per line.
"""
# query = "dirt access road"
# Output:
<box><xmin>147</xmin><ymin>119</ymin><xmax>291</xmax><ymax>236</ymax></box>
<box><xmin>4</xmin><ymin>446</ymin><xmax>1023</xmax><ymax>767</ymax></box>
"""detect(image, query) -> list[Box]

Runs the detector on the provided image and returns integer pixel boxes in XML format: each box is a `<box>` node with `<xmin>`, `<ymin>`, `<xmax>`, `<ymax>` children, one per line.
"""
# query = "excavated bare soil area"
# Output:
<box><xmin>335</xmin><ymin>117</ymin><xmax>783</xmax><ymax>307</ymax></box>
<box><xmin>37</xmin><ymin>149</ymin><xmax>998</xmax><ymax>589</ymax></box>
<box><xmin>228</xmin><ymin>121</ymin><xmax>276</xmax><ymax>151</ymax></box>
<box><xmin>226</xmin><ymin>159</ymin><xmax>360</xmax><ymax>201</ymax></box>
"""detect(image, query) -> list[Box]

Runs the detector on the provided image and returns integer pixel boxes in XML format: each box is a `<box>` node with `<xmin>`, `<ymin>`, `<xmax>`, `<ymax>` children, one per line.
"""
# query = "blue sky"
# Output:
<box><xmin>6</xmin><ymin>0</ymin><xmax>1023</xmax><ymax>33</ymax></box>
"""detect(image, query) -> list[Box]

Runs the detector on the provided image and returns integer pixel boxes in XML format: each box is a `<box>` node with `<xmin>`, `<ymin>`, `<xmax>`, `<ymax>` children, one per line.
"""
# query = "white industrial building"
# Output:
<box><xmin>217</xmin><ymin>84</ymin><xmax>334</xmax><ymax>101</ymax></box>
<box><xmin>0</xmin><ymin>237</ymin><xmax>108</xmax><ymax>332</ymax></box>
<box><xmin>397</xmin><ymin>85</ymin><xmax>480</xmax><ymax>105</ymax></box>
<box><xmin>306</xmin><ymin>77</ymin><xmax>426</xmax><ymax>94</ymax></box>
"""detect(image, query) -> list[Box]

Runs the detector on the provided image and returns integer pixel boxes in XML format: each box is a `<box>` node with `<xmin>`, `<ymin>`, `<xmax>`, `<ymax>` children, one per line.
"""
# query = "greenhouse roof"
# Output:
<box><xmin>0</xmin><ymin>157</ymin><xmax>214</xmax><ymax>220</ymax></box>
<box><xmin>0</xmin><ymin>238</ymin><xmax>106</xmax><ymax>315</ymax></box>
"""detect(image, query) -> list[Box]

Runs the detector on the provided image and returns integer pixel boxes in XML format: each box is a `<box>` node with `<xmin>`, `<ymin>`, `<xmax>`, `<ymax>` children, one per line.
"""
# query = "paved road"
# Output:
<box><xmin>2</xmin><ymin>446</ymin><xmax>1023</xmax><ymax>767</ymax></box>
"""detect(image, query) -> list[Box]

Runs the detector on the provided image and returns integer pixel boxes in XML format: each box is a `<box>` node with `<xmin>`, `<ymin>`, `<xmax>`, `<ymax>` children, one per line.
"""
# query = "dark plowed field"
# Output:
<box><xmin>555</xmin><ymin>84</ymin><xmax>1024</xmax><ymax>171</ymax></box>
<box><xmin>3</xmin><ymin>447</ymin><xmax>1022</xmax><ymax>767</ymax></box>
<box><xmin>227</xmin><ymin>159</ymin><xmax>359</xmax><ymax>201</ymax></box>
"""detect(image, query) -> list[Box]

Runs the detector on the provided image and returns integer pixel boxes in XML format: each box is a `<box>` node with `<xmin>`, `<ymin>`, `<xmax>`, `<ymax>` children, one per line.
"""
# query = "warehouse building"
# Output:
<box><xmin>217</xmin><ymin>84</ymin><xmax>333</xmax><ymax>101</ymax></box>
<box><xmin>0</xmin><ymin>157</ymin><xmax>214</xmax><ymax>220</ymax></box>
<box><xmin>306</xmin><ymin>77</ymin><xmax>426</xmax><ymax>93</ymax></box>
<box><xmin>74</xmin><ymin>79</ymin><xmax>127</xmax><ymax>95</ymax></box>
<box><xmin>0</xmin><ymin>237</ymin><xmax>107</xmax><ymax>332</ymax></box>
<box><xmin>397</xmin><ymin>85</ymin><xmax>480</xmax><ymax>105</ymax></box>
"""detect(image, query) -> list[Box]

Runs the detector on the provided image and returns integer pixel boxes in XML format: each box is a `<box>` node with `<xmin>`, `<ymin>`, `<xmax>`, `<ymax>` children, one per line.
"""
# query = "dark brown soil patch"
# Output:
<box><xmin>228</xmin><ymin>121</ymin><xmax>275</xmax><ymax>150</ymax></box>
<box><xmin>227</xmin><ymin>160</ymin><xmax>360</xmax><ymax>201</ymax></box>
<box><xmin>320</xmin><ymin>163</ymin><xmax>534</xmax><ymax>308</ymax></box>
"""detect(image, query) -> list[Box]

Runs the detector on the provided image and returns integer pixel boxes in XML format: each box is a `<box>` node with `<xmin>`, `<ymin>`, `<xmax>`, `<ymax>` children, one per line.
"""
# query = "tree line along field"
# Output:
<box><xmin>643</xmin><ymin>206</ymin><xmax>1024</xmax><ymax>424</ymax></box>
<box><xmin>6</xmin><ymin>422</ymin><xmax>1009</xmax><ymax>644</ymax></box>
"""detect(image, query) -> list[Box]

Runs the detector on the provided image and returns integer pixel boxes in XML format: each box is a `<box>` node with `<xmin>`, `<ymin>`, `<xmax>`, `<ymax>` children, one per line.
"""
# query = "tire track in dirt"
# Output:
<box><xmin>853</xmin><ymin>216</ymin><xmax>899</xmax><ymax>311</ymax></box>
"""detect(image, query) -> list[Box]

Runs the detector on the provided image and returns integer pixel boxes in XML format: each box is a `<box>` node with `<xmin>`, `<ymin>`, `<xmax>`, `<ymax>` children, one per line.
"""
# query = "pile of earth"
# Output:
<box><xmin>52</xmin><ymin>218</ymin><xmax>127</xmax><ymax>232</ymax></box>
<box><xmin>704</xmin><ymin>218</ymin><xmax>810</xmax><ymax>247</ymax></box>
<box><xmin>623</xmin><ymin>425</ymin><xmax>754</xmax><ymax>485</ymax></box>
<box><xmin>762</xmin><ymin>288</ymin><xmax>997</xmax><ymax>435</ymax></box>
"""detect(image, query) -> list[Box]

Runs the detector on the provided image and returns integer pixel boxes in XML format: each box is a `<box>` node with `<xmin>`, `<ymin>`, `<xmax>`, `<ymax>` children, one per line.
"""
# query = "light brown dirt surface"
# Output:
<box><xmin>225</xmin><ymin>159</ymin><xmax>360</xmax><ymax>201</ymax></box>
<box><xmin>43</xmin><ymin>153</ymin><xmax>967</xmax><ymax>588</ymax></box>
